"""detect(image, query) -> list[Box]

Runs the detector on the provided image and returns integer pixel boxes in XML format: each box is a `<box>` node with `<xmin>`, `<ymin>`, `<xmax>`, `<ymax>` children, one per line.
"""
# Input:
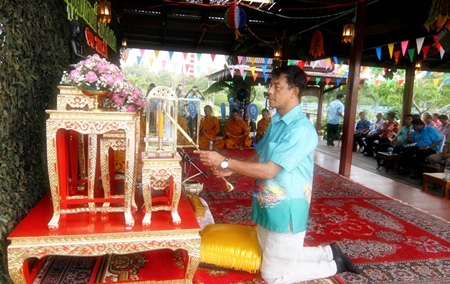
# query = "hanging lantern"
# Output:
<box><xmin>415</xmin><ymin>59</ymin><xmax>422</xmax><ymax>71</ymax></box>
<box><xmin>273</xmin><ymin>48</ymin><xmax>282</xmax><ymax>61</ymax></box>
<box><xmin>224</xmin><ymin>5</ymin><xmax>247</xmax><ymax>39</ymax></box>
<box><xmin>309</xmin><ymin>30</ymin><xmax>325</xmax><ymax>58</ymax></box>
<box><xmin>342</xmin><ymin>23</ymin><xmax>355</xmax><ymax>43</ymax></box>
<box><xmin>273</xmin><ymin>48</ymin><xmax>282</xmax><ymax>67</ymax></box>
<box><xmin>98</xmin><ymin>0</ymin><xmax>112</xmax><ymax>24</ymax></box>
<box><xmin>121</xmin><ymin>38</ymin><xmax>128</xmax><ymax>48</ymax></box>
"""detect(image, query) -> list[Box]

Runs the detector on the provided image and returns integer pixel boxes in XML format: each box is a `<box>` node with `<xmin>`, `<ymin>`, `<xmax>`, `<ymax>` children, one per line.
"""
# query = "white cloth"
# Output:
<box><xmin>196</xmin><ymin>197</ymin><xmax>214</xmax><ymax>229</ymax></box>
<box><xmin>256</xmin><ymin>225</ymin><xmax>337</xmax><ymax>284</ymax></box>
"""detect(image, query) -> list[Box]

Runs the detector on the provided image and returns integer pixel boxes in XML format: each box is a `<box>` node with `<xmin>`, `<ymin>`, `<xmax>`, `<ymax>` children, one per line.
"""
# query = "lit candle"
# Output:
<box><xmin>158</xmin><ymin>105</ymin><xmax>164</xmax><ymax>138</ymax></box>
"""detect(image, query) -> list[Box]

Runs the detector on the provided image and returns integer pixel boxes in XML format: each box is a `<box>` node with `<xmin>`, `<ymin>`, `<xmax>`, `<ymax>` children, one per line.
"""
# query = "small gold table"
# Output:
<box><xmin>141</xmin><ymin>153</ymin><xmax>182</xmax><ymax>226</ymax></box>
<box><xmin>7</xmin><ymin>192</ymin><xmax>201</xmax><ymax>283</ymax></box>
<box><xmin>422</xmin><ymin>172</ymin><xmax>450</xmax><ymax>198</ymax></box>
<box><xmin>45</xmin><ymin>110</ymin><xmax>139</xmax><ymax>229</ymax></box>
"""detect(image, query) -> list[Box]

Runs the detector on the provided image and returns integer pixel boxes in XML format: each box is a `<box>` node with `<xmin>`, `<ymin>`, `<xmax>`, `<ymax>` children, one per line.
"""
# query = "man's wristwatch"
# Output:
<box><xmin>220</xmin><ymin>157</ymin><xmax>230</xmax><ymax>169</ymax></box>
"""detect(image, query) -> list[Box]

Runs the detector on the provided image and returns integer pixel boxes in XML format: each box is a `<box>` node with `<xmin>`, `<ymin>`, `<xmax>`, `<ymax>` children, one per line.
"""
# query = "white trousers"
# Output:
<box><xmin>257</xmin><ymin>225</ymin><xmax>338</xmax><ymax>284</ymax></box>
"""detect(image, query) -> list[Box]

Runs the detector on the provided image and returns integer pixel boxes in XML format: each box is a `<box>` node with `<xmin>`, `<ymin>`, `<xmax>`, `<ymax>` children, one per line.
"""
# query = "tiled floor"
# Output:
<box><xmin>313</xmin><ymin>141</ymin><xmax>450</xmax><ymax>221</ymax></box>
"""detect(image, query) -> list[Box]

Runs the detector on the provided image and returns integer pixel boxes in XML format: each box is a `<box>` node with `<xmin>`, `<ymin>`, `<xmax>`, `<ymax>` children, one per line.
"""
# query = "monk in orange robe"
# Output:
<box><xmin>256</xmin><ymin>108</ymin><xmax>271</xmax><ymax>142</ymax></box>
<box><xmin>219</xmin><ymin>109</ymin><xmax>252</xmax><ymax>149</ymax></box>
<box><xmin>199</xmin><ymin>105</ymin><xmax>220</xmax><ymax>149</ymax></box>
<box><xmin>177</xmin><ymin>115</ymin><xmax>190</xmax><ymax>146</ymax></box>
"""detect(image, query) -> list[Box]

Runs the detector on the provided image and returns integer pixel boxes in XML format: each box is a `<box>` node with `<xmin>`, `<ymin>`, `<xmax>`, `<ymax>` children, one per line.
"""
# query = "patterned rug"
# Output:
<box><xmin>31</xmin><ymin>148</ymin><xmax>450</xmax><ymax>283</ymax></box>
<box><xmin>185</xmin><ymin>148</ymin><xmax>450</xmax><ymax>283</ymax></box>
<box><xmin>32</xmin><ymin>255</ymin><xmax>102</xmax><ymax>284</ymax></box>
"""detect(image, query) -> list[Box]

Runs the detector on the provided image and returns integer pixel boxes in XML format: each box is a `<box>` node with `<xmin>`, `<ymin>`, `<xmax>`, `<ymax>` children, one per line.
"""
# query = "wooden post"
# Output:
<box><xmin>339</xmin><ymin>1</ymin><xmax>367</xmax><ymax>177</ymax></box>
<box><xmin>402</xmin><ymin>61</ymin><xmax>415</xmax><ymax>121</ymax></box>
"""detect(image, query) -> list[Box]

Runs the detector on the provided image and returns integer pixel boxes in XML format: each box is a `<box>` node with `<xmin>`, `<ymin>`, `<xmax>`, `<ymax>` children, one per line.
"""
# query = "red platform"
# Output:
<box><xmin>7</xmin><ymin>191</ymin><xmax>201</xmax><ymax>284</ymax></box>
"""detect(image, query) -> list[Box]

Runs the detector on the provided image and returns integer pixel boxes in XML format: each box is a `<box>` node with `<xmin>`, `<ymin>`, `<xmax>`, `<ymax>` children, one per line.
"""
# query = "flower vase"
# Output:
<box><xmin>81</xmin><ymin>90</ymin><xmax>110</xmax><ymax>111</ymax></box>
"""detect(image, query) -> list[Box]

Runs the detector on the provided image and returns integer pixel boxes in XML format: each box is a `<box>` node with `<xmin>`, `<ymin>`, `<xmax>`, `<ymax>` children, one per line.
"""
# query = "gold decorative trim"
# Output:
<box><xmin>57</xmin><ymin>85</ymin><xmax>94</xmax><ymax>110</ymax></box>
<box><xmin>8</xmin><ymin>230</ymin><xmax>200</xmax><ymax>284</ymax></box>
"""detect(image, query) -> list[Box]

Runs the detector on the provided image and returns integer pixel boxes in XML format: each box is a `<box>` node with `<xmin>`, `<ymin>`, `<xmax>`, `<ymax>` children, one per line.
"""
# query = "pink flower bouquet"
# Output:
<box><xmin>67</xmin><ymin>54</ymin><xmax>145</xmax><ymax>112</ymax></box>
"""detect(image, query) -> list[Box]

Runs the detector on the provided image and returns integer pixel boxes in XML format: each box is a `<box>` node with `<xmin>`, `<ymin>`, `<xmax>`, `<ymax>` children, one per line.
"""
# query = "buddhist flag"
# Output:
<box><xmin>401</xmin><ymin>40</ymin><xmax>408</xmax><ymax>56</ymax></box>
<box><xmin>408</xmin><ymin>48</ymin><xmax>415</xmax><ymax>62</ymax></box>
<box><xmin>239</xmin><ymin>66</ymin><xmax>245</xmax><ymax>76</ymax></box>
<box><xmin>298</xmin><ymin>61</ymin><xmax>305</xmax><ymax>69</ymax></box>
<box><xmin>376</xmin><ymin>46</ymin><xmax>382</xmax><ymax>60</ymax></box>
<box><xmin>388</xmin><ymin>43</ymin><xmax>394</xmax><ymax>59</ymax></box>
<box><xmin>416</xmin><ymin>37</ymin><xmax>424</xmax><ymax>54</ymax></box>
<box><xmin>422</xmin><ymin>45</ymin><xmax>430</xmax><ymax>60</ymax></box>
<box><xmin>315</xmin><ymin>77</ymin><xmax>321</xmax><ymax>84</ymax></box>
<box><xmin>123</xmin><ymin>48</ymin><xmax>130</xmax><ymax>63</ymax></box>
<box><xmin>394</xmin><ymin>51</ymin><xmax>400</xmax><ymax>64</ymax></box>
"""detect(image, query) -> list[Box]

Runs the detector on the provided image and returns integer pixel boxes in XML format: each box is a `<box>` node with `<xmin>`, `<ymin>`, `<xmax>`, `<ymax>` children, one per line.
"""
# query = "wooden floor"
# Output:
<box><xmin>313</xmin><ymin>139</ymin><xmax>450</xmax><ymax>221</ymax></box>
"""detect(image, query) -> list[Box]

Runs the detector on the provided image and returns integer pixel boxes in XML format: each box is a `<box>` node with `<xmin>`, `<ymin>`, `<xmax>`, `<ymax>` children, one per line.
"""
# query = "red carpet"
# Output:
<box><xmin>185</xmin><ymin>148</ymin><xmax>450</xmax><ymax>283</ymax></box>
<box><xmin>32</xmin><ymin>148</ymin><xmax>450</xmax><ymax>283</ymax></box>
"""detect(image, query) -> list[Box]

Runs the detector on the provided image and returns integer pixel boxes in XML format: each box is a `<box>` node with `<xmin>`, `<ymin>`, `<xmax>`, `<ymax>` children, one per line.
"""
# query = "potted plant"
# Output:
<box><xmin>317</xmin><ymin>130</ymin><xmax>325</xmax><ymax>141</ymax></box>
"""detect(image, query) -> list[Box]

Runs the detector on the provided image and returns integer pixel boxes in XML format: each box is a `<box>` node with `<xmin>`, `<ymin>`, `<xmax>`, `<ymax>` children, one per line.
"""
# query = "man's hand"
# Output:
<box><xmin>211</xmin><ymin>167</ymin><xmax>233</xmax><ymax>178</ymax></box>
<box><xmin>194</xmin><ymin>150</ymin><xmax>225</xmax><ymax>169</ymax></box>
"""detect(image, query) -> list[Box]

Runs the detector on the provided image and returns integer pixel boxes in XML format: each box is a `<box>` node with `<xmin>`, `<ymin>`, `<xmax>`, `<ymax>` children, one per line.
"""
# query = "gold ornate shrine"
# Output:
<box><xmin>45</xmin><ymin>110</ymin><xmax>140</xmax><ymax>230</ymax></box>
<box><xmin>140</xmin><ymin>86</ymin><xmax>191</xmax><ymax>226</ymax></box>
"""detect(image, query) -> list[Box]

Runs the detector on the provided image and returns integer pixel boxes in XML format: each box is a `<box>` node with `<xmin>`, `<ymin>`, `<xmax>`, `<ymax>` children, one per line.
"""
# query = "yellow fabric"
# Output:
<box><xmin>200</xmin><ymin>224</ymin><xmax>262</xmax><ymax>273</ymax></box>
<box><xmin>198</xmin><ymin>115</ymin><xmax>220</xmax><ymax>149</ymax></box>
<box><xmin>114</xmin><ymin>150</ymin><xmax>125</xmax><ymax>173</ymax></box>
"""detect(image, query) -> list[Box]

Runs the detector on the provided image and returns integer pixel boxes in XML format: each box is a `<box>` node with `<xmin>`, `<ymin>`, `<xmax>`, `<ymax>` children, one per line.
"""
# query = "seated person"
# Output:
<box><xmin>428</xmin><ymin>132</ymin><xmax>450</xmax><ymax>166</ymax></box>
<box><xmin>353</xmin><ymin>111</ymin><xmax>371</xmax><ymax>152</ymax></box>
<box><xmin>256</xmin><ymin>108</ymin><xmax>271</xmax><ymax>142</ymax></box>
<box><xmin>216</xmin><ymin>109</ymin><xmax>252</xmax><ymax>149</ymax></box>
<box><xmin>399</xmin><ymin>118</ymin><xmax>442</xmax><ymax>178</ymax></box>
<box><xmin>177</xmin><ymin>114</ymin><xmax>190</xmax><ymax>146</ymax></box>
<box><xmin>437</xmin><ymin>114</ymin><xmax>450</xmax><ymax>136</ymax></box>
<box><xmin>422</xmin><ymin>112</ymin><xmax>437</xmax><ymax>129</ymax></box>
<box><xmin>432</xmin><ymin>113</ymin><xmax>442</xmax><ymax>127</ymax></box>
<box><xmin>198</xmin><ymin>105</ymin><xmax>220</xmax><ymax>149</ymax></box>
<box><xmin>391</xmin><ymin>114</ymin><xmax>414</xmax><ymax>154</ymax></box>
<box><xmin>363</xmin><ymin>112</ymin><xmax>398</xmax><ymax>157</ymax></box>
<box><xmin>358</xmin><ymin>112</ymin><xmax>383</xmax><ymax>152</ymax></box>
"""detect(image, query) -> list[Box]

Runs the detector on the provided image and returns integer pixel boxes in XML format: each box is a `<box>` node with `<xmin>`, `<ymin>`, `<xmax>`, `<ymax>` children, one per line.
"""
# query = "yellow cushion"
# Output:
<box><xmin>200</xmin><ymin>224</ymin><xmax>261</xmax><ymax>273</ymax></box>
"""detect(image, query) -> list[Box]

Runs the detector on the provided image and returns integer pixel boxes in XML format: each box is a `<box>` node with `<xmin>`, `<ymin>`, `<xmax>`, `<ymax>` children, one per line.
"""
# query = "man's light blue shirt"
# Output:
<box><xmin>327</xmin><ymin>99</ymin><xmax>344</xmax><ymax>124</ymax></box>
<box><xmin>252</xmin><ymin>104</ymin><xmax>318</xmax><ymax>234</ymax></box>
